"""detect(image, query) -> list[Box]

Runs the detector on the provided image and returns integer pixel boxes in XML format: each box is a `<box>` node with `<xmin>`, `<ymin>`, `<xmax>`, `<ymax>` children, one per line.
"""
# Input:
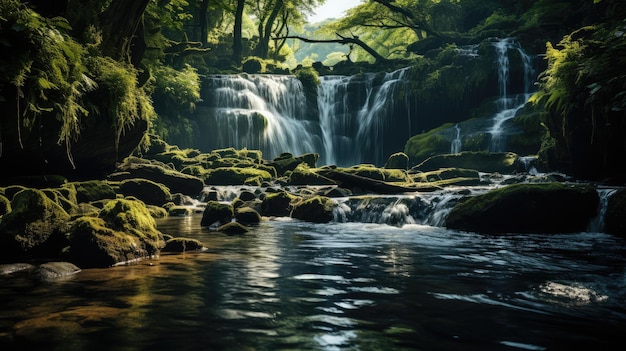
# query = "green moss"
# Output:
<box><xmin>413</xmin><ymin>168</ymin><xmax>480</xmax><ymax>183</ymax></box>
<box><xmin>261</xmin><ymin>191</ymin><xmax>301</xmax><ymax>217</ymax></box>
<box><xmin>98</xmin><ymin>198</ymin><xmax>164</xmax><ymax>252</ymax></box>
<box><xmin>0</xmin><ymin>194</ymin><xmax>11</xmax><ymax>217</ymax></box>
<box><xmin>200</xmin><ymin>201</ymin><xmax>234</xmax><ymax>226</ymax></box>
<box><xmin>415</xmin><ymin>151</ymin><xmax>520</xmax><ymax>174</ymax></box>
<box><xmin>118</xmin><ymin>178</ymin><xmax>172</xmax><ymax>206</ymax></box>
<box><xmin>205</xmin><ymin>167</ymin><xmax>272</xmax><ymax>185</ymax></box>
<box><xmin>68</xmin><ymin>180</ymin><xmax>116</xmax><ymax>204</ymax></box>
<box><xmin>404</xmin><ymin>123</ymin><xmax>455</xmax><ymax>166</ymax></box>
<box><xmin>291</xmin><ymin>196</ymin><xmax>336</xmax><ymax>223</ymax></box>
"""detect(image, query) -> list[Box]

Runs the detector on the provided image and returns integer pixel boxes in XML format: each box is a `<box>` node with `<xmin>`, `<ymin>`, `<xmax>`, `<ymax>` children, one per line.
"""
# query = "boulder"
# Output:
<box><xmin>0</xmin><ymin>189</ymin><xmax>70</xmax><ymax>259</ymax></box>
<box><xmin>414</xmin><ymin>151</ymin><xmax>521</xmax><ymax>174</ymax></box>
<box><xmin>217</xmin><ymin>222</ymin><xmax>249</xmax><ymax>235</ymax></box>
<box><xmin>445</xmin><ymin>183</ymin><xmax>599</xmax><ymax>234</ymax></box>
<box><xmin>109</xmin><ymin>162</ymin><xmax>204</xmax><ymax>197</ymax></box>
<box><xmin>384</xmin><ymin>152</ymin><xmax>409</xmax><ymax>170</ymax></box>
<box><xmin>34</xmin><ymin>262</ymin><xmax>81</xmax><ymax>282</ymax></box>
<box><xmin>162</xmin><ymin>238</ymin><xmax>204</xmax><ymax>252</ymax></box>
<box><xmin>292</xmin><ymin>196</ymin><xmax>336</xmax><ymax>223</ymax></box>
<box><xmin>235</xmin><ymin>206</ymin><xmax>262</xmax><ymax>224</ymax></box>
<box><xmin>118</xmin><ymin>178</ymin><xmax>172</xmax><ymax>206</ymax></box>
<box><xmin>261</xmin><ymin>191</ymin><xmax>300</xmax><ymax>217</ymax></box>
<box><xmin>65</xmin><ymin>199</ymin><xmax>165</xmax><ymax>268</ymax></box>
<box><xmin>204</xmin><ymin>167</ymin><xmax>273</xmax><ymax>185</ymax></box>
<box><xmin>69</xmin><ymin>180</ymin><xmax>117</xmax><ymax>203</ymax></box>
<box><xmin>201</xmin><ymin>201</ymin><xmax>234</xmax><ymax>226</ymax></box>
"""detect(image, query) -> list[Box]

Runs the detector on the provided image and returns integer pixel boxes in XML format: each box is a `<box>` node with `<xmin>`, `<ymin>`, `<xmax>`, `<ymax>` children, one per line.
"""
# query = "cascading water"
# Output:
<box><xmin>317</xmin><ymin>68</ymin><xmax>411</xmax><ymax>166</ymax></box>
<box><xmin>451</xmin><ymin>124</ymin><xmax>462</xmax><ymax>154</ymax></box>
<box><xmin>488</xmin><ymin>38</ymin><xmax>536</xmax><ymax>152</ymax></box>
<box><xmin>200</xmin><ymin>74</ymin><xmax>322</xmax><ymax>159</ymax></box>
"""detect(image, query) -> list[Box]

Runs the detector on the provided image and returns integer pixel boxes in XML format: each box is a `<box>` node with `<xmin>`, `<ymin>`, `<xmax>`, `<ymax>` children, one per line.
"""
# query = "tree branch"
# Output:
<box><xmin>276</xmin><ymin>34</ymin><xmax>387</xmax><ymax>62</ymax></box>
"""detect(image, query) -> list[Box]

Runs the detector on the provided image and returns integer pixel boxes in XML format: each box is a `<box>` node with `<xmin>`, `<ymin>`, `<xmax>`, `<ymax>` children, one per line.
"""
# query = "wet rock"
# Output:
<box><xmin>292</xmin><ymin>196</ymin><xmax>336</xmax><ymax>223</ymax></box>
<box><xmin>162</xmin><ymin>238</ymin><xmax>204</xmax><ymax>252</ymax></box>
<box><xmin>34</xmin><ymin>262</ymin><xmax>81</xmax><ymax>282</ymax></box>
<box><xmin>235</xmin><ymin>206</ymin><xmax>262</xmax><ymax>224</ymax></box>
<box><xmin>118</xmin><ymin>178</ymin><xmax>173</xmax><ymax>206</ymax></box>
<box><xmin>445</xmin><ymin>183</ymin><xmax>599</xmax><ymax>234</ymax></box>
<box><xmin>201</xmin><ymin>201</ymin><xmax>234</xmax><ymax>226</ymax></box>
<box><xmin>606</xmin><ymin>188</ymin><xmax>626</xmax><ymax>236</ymax></box>
<box><xmin>217</xmin><ymin>222</ymin><xmax>249</xmax><ymax>235</ymax></box>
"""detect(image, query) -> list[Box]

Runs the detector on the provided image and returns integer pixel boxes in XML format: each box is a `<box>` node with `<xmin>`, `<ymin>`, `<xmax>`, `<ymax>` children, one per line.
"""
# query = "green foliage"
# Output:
<box><xmin>242</xmin><ymin>57</ymin><xmax>264</xmax><ymax>73</ymax></box>
<box><xmin>0</xmin><ymin>0</ymin><xmax>95</xmax><ymax>166</ymax></box>
<box><xmin>87</xmin><ymin>56</ymin><xmax>156</xmax><ymax>148</ymax></box>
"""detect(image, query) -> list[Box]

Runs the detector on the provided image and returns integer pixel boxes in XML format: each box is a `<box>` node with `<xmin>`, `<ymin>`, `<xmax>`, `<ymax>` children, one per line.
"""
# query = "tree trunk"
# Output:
<box><xmin>232</xmin><ymin>0</ymin><xmax>245</xmax><ymax>65</ymax></box>
<box><xmin>255</xmin><ymin>0</ymin><xmax>283</xmax><ymax>59</ymax></box>
<box><xmin>199</xmin><ymin>0</ymin><xmax>210</xmax><ymax>46</ymax></box>
<box><xmin>100</xmin><ymin>0</ymin><xmax>151</xmax><ymax>63</ymax></box>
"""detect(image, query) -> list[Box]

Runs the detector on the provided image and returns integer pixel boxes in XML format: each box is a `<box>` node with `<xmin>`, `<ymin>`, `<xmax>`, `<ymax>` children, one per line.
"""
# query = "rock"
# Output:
<box><xmin>200</xmin><ymin>201</ymin><xmax>234</xmax><ymax>226</ymax></box>
<box><xmin>65</xmin><ymin>199</ymin><xmax>165</xmax><ymax>268</ymax></box>
<box><xmin>34</xmin><ymin>262</ymin><xmax>81</xmax><ymax>282</ymax></box>
<box><xmin>292</xmin><ymin>196</ymin><xmax>336</xmax><ymax>223</ymax></box>
<box><xmin>168</xmin><ymin>206</ymin><xmax>192</xmax><ymax>216</ymax></box>
<box><xmin>261</xmin><ymin>191</ymin><xmax>300</xmax><ymax>217</ymax></box>
<box><xmin>288</xmin><ymin>165</ymin><xmax>336</xmax><ymax>185</ymax></box>
<box><xmin>204</xmin><ymin>167</ymin><xmax>273</xmax><ymax>185</ymax></box>
<box><xmin>69</xmin><ymin>180</ymin><xmax>117</xmax><ymax>203</ymax></box>
<box><xmin>162</xmin><ymin>238</ymin><xmax>204</xmax><ymax>252</ymax></box>
<box><xmin>0</xmin><ymin>263</ymin><xmax>35</xmax><ymax>276</ymax></box>
<box><xmin>118</xmin><ymin>178</ymin><xmax>172</xmax><ymax>206</ymax></box>
<box><xmin>0</xmin><ymin>194</ymin><xmax>11</xmax><ymax>216</ymax></box>
<box><xmin>109</xmin><ymin>162</ymin><xmax>204</xmax><ymax>197</ymax></box>
<box><xmin>445</xmin><ymin>183</ymin><xmax>599</xmax><ymax>234</ymax></box>
<box><xmin>235</xmin><ymin>206</ymin><xmax>262</xmax><ymax>224</ymax></box>
<box><xmin>238</xmin><ymin>190</ymin><xmax>257</xmax><ymax>202</ymax></box>
<box><xmin>413</xmin><ymin>151</ymin><xmax>521</xmax><ymax>174</ymax></box>
<box><xmin>606</xmin><ymin>188</ymin><xmax>626</xmax><ymax>236</ymax></box>
<box><xmin>384</xmin><ymin>152</ymin><xmax>409</xmax><ymax>170</ymax></box>
<box><xmin>217</xmin><ymin>222</ymin><xmax>249</xmax><ymax>235</ymax></box>
<box><xmin>0</xmin><ymin>188</ymin><xmax>70</xmax><ymax>259</ymax></box>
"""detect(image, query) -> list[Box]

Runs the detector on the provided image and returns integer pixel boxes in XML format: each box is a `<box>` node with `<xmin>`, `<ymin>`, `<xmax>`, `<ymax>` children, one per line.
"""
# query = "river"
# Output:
<box><xmin>1</xmin><ymin>208</ymin><xmax>625</xmax><ymax>350</ymax></box>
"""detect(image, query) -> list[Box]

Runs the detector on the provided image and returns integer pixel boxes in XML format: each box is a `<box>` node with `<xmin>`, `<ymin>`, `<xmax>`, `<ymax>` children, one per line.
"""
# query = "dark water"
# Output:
<box><xmin>2</xmin><ymin>214</ymin><xmax>626</xmax><ymax>351</ymax></box>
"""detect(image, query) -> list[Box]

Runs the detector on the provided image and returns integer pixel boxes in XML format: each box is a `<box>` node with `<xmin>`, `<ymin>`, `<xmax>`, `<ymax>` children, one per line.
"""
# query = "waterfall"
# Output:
<box><xmin>488</xmin><ymin>38</ymin><xmax>536</xmax><ymax>152</ymax></box>
<box><xmin>587</xmin><ymin>188</ymin><xmax>617</xmax><ymax>233</ymax></box>
<box><xmin>200</xmin><ymin>74</ymin><xmax>321</xmax><ymax>160</ymax></box>
<box><xmin>451</xmin><ymin>124</ymin><xmax>462</xmax><ymax>154</ymax></box>
<box><xmin>317</xmin><ymin>67</ymin><xmax>411</xmax><ymax>166</ymax></box>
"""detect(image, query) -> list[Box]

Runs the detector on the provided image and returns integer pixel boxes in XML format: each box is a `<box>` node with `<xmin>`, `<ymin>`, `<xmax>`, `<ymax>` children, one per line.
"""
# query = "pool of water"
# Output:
<box><xmin>1</xmin><ymin>214</ymin><xmax>626</xmax><ymax>350</ymax></box>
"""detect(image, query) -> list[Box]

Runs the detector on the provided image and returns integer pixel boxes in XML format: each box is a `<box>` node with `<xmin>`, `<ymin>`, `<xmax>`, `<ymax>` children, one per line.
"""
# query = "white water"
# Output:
<box><xmin>488</xmin><ymin>38</ymin><xmax>536</xmax><ymax>152</ymax></box>
<box><xmin>451</xmin><ymin>123</ymin><xmax>462</xmax><ymax>154</ymax></box>
<box><xmin>204</xmin><ymin>74</ymin><xmax>321</xmax><ymax>159</ymax></box>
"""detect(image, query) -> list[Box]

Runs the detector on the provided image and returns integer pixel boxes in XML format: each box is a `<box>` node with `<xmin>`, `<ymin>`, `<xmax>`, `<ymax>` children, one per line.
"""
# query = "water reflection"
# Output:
<box><xmin>1</xmin><ymin>216</ymin><xmax>626</xmax><ymax>350</ymax></box>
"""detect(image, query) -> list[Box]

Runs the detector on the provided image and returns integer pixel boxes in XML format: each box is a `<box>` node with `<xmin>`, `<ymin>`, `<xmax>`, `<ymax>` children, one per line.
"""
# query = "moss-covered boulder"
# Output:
<box><xmin>162</xmin><ymin>238</ymin><xmax>204</xmax><ymax>252</ymax></box>
<box><xmin>69</xmin><ymin>180</ymin><xmax>117</xmax><ymax>203</ymax></box>
<box><xmin>269</xmin><ymin>152</ymin><xmax>319</xmax><ymax>176</ymax></box>
<box><xmin>118</xmin><ymin>178</ymin><xmax>172</xmax><ymax>206</ymax></box>
<box><xmin>109</xmin><ymin>162</ymin><xmax>204</xmax><ymax>196</ymax></box>
<box><xmin>445</xmin><ymin>183</ymin><xmax>599</xmax><ymax>234</ymax></box>
<box><xmin>414</xmin><ymin>151</ymin><xmax>521</xmax><ymax>174</ymax></box>
<box><xmin>65</xmin><ymin>199</ymin><xmax>165</xmax><ymax>267</ymax></box>
<box><xmin>412</xmin><ymin>168</ymin><xmax>484</xmax><ymax>187</ymax></box>
<box><xmin>204</xmin><ymin>167</ymin><xmax>273</xmax><ymax>185</ymax></box>
<box><xmin>168</xmin><ymin>206</ymin><xmax>192</xmax><ymax>216</ymax></box>
<box><xmin>201</xmin><ymin>201</ymin><xmax>234</xmax><ymax>226</ymax></box>
<box><xmin>261</xmin><ymin>191</ymin><xmax>300</xmax><ymax>217</ymax></box>
<box><xmin>235</xmin><ymin>206</ymin><xmax>262</xmax><ymax>224</ymax></box>
<box><xmin>289</xmin><ymin>165</ymin><xmax>336</xmax><ymax>185</ymax></box>
<box><xmin>404</xmin><ymin>123</ymin><xmax>456</xmax><ymax>165</ymax></box>
<box><xmin>217</xmin><ymin>222</ymin><xmax>249</xmax><ymax>235</ymax></box>
<box><xmin>384</xmin><ymin>152</ymin><xmax>409</xmax><ymax>170</ymax></box>
<box><xmin>606</xmin><ymin>189</ymin><xmax>626</xmax><ymax>236</ymax></box>
<box><xmin>0</xmin><ymin>189</ymin><xmax>70</xmax><ymax>258</ymax></box>
<box><xmin>292</xmin><ymin>196</ymin><xmax>336</xmax><ymax>223</ymax></box>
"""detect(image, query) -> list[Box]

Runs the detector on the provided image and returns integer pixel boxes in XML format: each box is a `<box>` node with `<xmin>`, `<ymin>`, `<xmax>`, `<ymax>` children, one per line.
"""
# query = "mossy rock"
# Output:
<box><xmin>66</xmin><ymin>216</ymin><xmax>154</xmax><ymax>268</ymax></box>
<box><xmin>109</xmin><ymin>162</ymin><xmax>204</xmax><ymax>197</ymax></box>
<box><xmin>42</xmin><ymin>188</ymin><xmax>77</xmax><ymax>214</ymax></box>
<box><xmin>97</xmin><ymin>198</ymin><xmax>165</xmax><ymax>254</ymax></box>
<box><xmin>261</xmin><ymin>191</ymin><xmax>300</xmax><ymax>217</ymax></box>
<box><xmin>217</xmin><ymin>222</ymin><xmax>250</xmax><ymax>235</ymax></box>
<box><xmin>413</xmin><ymin>168</ymin><xmax>480</xmax><ymax>183</ymax></box>
<box><xmin>445</xmin><ymin>183</ymin><xmax>599</xmax><ymax>234</ymax></box>
<box><xmin>291</xmin><ymin>196</ymin><xmax>336</xmax><ymax>223</ymax></box>
<box><xmin>3</xmin><ymin>185</ymin><xmax>27</xmax><ymax>200</ymax></box>
<box><xmin>235</xmin><ymin>206</ymin><xmax>262</xmax><ymax>224</ymax></box>
<box><xmin>289</xmin><ymin>165</ymin><xmax>336</xmax><ymax>185</ymax></box>
<box><xmin>414</xmin><ymin>151</ymin><xmax>521</xmax><ymax>174</ymax></box>
<box><xmin>338</xmin><ymin>165</ymin><xmax>411</xmax><ymax>183</ymax></box>
<box><xmin>606</xmin><ymin>189</ymin><xmax>626</xmax><ymax>237</ymax></box>
<box><xmin>168</xmin><ymin>206</ymin><xmax>192</xmax><ymax>216</ymax></box>
<box><xmin>404</xmin><ymin>123</ymin><xmax>455</xmax><ymax>166</ymax></box>
<box><xmin>117</xmin><ymin>178</ymin><xmax>172</xmax><ymax>206</ymax></box>
<box><xmin>69</xmin><ymin>180</ymin><xmax>118</xmax><ymax>204</ymax></box>
<box><xmin>0</xmin><ymin>188</ymin><xmax>70</xmax><ymax>258</ymax></box>
<box><xmin>205</xmin><ymin>167</ymin><xmax>273</xmax><ymax>185</ymax></box>
<box><xmin>384</xmin><ymin>152</ymin><xmax>409</xmax><ymax>170</ymax></box>
<box><xmin>162</xmin><ymin>237</ymin><xmax>204</xmax><ymax>252</ymax></box>
<box><xmin>201</xmin><ymin>201</ymin><xmax>234</xmax><ymax>226</ymax></box>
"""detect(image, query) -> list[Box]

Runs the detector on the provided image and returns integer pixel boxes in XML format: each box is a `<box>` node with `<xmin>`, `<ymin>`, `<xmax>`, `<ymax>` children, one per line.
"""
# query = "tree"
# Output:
<box><xmin>233</xmin><ymin>0</ymin><xmax>246</xmax><ymax>65</ymax></box>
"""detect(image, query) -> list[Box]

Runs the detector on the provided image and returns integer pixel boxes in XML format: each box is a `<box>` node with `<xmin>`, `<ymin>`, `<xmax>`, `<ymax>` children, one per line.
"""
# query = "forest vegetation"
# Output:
<box><xmin>0</xmin><ymin>0</ymin><xmax>625</xmax><ymax>183</ymax></box>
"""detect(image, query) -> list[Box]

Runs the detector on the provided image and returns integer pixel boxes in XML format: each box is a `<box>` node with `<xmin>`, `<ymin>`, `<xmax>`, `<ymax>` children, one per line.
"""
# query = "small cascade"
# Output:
<box><xmin>317</xmin><ymin>67</ymin><xmax>411</xmax><ymax>166</ymax></box>
<box><xmin>451</xmin><ymin>123</ymin><xmax>462</xmax><ymax>154</ymax></box>
<box><xmin>200</xmin><ymin>74</ymin><xmax>321</xmax><ymax>160</ymax></box>
<box><xmin>488</xmin><ymin>38</ymin><xmax>536</xmax><ymax>152</ymax></box>
<box><xmin>519</xmin><ymin>156</ymin><xmax>539</xmax><ymax>175</ymax></box>
<box><xmin>587</xmin><ymin>188</ymin><xmax>618</xmax><ymax>233</ymax></box>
